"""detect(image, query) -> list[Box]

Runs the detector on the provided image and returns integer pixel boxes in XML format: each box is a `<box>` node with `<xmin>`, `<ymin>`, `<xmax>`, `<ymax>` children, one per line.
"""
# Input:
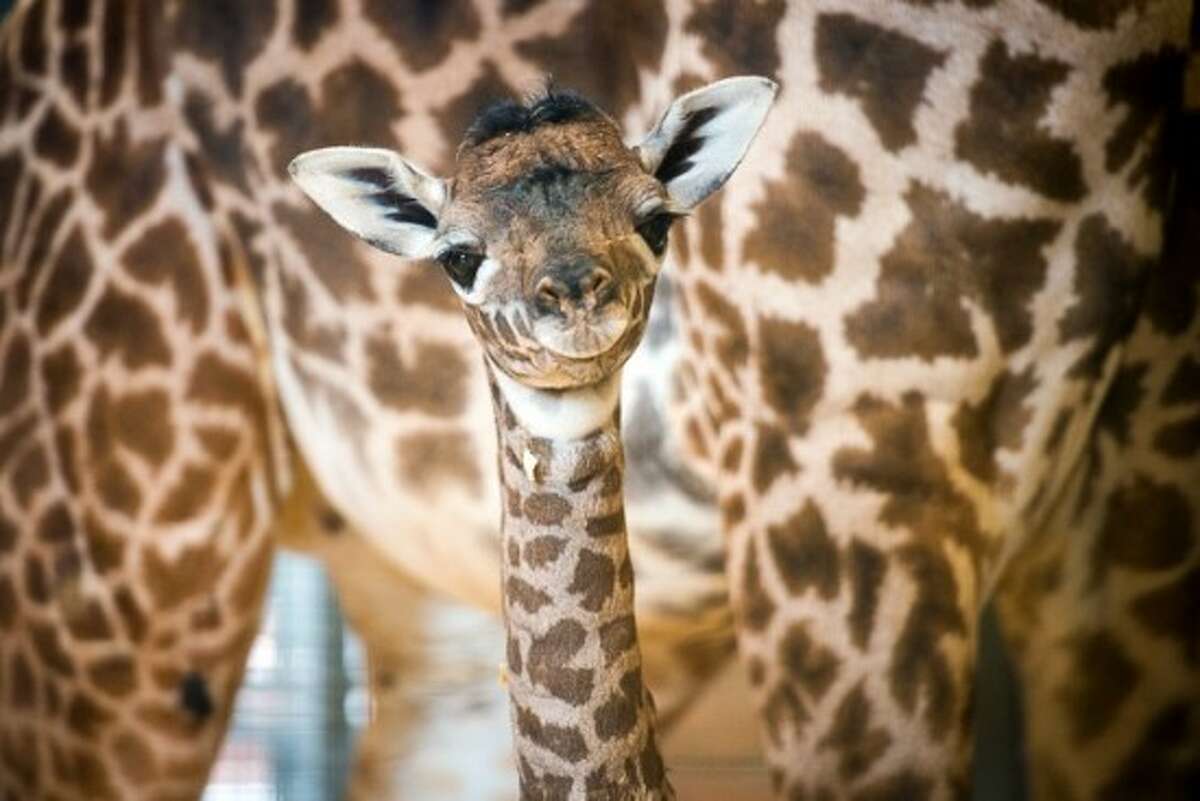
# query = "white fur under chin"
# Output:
<box><xmin>491</xmin><ymin>367</ymin><xmax>622</xmax><ymax>441</ymax></box>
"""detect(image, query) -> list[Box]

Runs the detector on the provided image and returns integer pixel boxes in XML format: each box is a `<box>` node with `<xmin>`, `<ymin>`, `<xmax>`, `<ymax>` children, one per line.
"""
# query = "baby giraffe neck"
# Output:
<box><xmin>488</xmin><ymin>367</ymin><xmax>674</xmax><ymax>801</ymax></box>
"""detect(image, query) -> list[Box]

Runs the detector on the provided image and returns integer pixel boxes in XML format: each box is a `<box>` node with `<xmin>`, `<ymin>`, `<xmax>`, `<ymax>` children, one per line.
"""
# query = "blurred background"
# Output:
<box><xmin>202</xmin><ymin>554</ymin><xmax>362</xmax><ymax>801</ymax></box>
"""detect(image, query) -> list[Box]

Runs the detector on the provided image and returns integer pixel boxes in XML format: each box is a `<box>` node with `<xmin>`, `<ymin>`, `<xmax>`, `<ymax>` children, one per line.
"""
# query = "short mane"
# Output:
<box><xmin>463</xmin><ymin>88</ymin><xmax>606</xmax><ymax>147</ymax></box>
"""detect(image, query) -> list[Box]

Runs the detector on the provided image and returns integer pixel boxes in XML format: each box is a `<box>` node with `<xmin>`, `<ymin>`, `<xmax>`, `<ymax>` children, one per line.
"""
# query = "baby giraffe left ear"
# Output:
<box><xmin>637</xmin><ymin>76</ymin><xmax>778</xmax><ymax>209</ymax></box>
<box><xmin>288</xmin><ymin>146</ymin><xmax>447</xmax><ymax>259</ymax></box>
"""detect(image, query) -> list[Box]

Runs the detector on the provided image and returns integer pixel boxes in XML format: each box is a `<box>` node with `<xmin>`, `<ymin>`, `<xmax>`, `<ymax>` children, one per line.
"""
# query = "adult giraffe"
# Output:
<box><xmin>0</xmin><ymin>1</ymin><xmax>1197</xmax><ymax>801</ymax></box>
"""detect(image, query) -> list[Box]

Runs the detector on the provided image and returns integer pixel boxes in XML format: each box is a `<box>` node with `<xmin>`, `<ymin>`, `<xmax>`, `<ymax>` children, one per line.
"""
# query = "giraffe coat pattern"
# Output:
<box><xmin>0</xmin><ymin>1</ymin><xmax>1198</xmax><ymax>800</ymax></box>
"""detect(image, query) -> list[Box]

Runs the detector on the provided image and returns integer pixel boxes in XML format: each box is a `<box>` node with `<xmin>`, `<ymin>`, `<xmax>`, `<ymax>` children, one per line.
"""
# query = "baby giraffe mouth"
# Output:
<box><xmin>535</xmin><ymin>311</ymin><xmax>630</xmax><ymax>359</ymax></box>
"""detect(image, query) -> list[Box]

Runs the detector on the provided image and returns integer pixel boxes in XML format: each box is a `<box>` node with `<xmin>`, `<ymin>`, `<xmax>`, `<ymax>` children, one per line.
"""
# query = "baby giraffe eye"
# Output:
<box><xmin>636</xmin><ymin>212</ymin><xmax>676</xmax><ymax>257</ymax></box>
<box><xmin>437</xmin><ymin>248</ymin><xmax>484</xmax><ymax>289</ymax></box>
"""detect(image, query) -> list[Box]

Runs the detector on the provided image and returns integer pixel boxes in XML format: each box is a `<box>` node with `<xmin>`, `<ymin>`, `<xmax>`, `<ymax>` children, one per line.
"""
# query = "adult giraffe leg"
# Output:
<box><xmin>993</xmin><ymin>83</ymin><xmax>1200</xmax><ymax>801</ymax></box>
<box><xmin>667</xmin><ymin>3</ymin><xmax>1194</xmax><ymax>797</ymax></box>
<box><xmin>717</xmin><ymin>416</ymin><xmax>983</xmax><ymax>801</ymax></box>
<box><xmin>0</xmin><ymin>3</ymin><xmax>283</xmax><ymax>795</ymax></box>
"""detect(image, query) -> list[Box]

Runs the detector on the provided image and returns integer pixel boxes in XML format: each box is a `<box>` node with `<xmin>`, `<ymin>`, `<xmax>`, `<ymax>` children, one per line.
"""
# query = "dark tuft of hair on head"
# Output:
<box><xmin>463</xmin><ymin>83</ymin><xmax>605</xmax><ymax>147</ymax></box>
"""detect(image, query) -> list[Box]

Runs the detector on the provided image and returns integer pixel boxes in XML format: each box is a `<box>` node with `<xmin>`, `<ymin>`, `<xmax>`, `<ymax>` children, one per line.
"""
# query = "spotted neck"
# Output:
<box><xmin>489</xmin><ymin>366</ymin><xmax>673</xmax><ymax>800</ymax></box>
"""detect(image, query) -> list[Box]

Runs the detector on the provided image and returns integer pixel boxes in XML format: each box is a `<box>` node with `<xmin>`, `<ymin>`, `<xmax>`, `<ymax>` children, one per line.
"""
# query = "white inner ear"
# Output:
<box><xmin>638</xmin><ymin>76</ymin><xmax>778</xmax><ymax>209</ymax></box>
<box><xmin>289</xmin><ymin>146</ymin><xmax>446</xmax><ymax>259</ymax></box>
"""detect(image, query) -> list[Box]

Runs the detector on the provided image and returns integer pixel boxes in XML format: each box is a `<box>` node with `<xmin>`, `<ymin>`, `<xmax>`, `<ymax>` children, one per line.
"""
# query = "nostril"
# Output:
<box><xmin>585</xmin><ymin>268</ymin><xmax>612</xmax><ymax>298</ymax></box>
<box><xmin>536</xmin><ymin>277</ymin><xmax>565</xmax><ymax>308</ymax></box>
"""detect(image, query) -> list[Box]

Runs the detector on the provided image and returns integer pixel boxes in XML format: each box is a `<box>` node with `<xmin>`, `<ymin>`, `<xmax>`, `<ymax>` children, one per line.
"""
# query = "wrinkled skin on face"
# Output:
<box><xmin>440</xmin><ymin>118</ymin><xmax>670</xmax><ymax>389</ymax></box>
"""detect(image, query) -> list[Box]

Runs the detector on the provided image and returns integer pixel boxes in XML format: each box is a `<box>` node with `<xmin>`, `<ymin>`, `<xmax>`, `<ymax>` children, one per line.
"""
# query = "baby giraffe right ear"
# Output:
<box><xmin>288</xmin><ymin>147</ymin><xmax>447</xmax><ymax>259</ymax></box>
<box><xmin>637</xmin><ymin>76</ymin><xmax>777</xmax><ymax>210</ymax></box>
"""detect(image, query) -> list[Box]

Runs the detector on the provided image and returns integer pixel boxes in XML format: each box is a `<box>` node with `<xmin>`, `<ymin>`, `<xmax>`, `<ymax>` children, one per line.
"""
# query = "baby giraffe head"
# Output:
<box><xmin>291</xmin><ymin>77</ymin><xmax>776</xmax><ymax>393</ymax></box>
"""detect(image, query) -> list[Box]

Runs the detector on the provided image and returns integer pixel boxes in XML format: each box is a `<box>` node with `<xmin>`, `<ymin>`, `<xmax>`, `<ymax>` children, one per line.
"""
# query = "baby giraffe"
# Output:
<box><xmin>290</xmin><ymin>77</ymin><xmax>776</xmax><ymax>800</ymax></box>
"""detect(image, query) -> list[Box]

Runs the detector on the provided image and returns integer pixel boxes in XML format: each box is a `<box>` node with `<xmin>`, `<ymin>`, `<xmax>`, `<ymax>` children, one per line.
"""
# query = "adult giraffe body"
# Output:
<box><xmin>1</xmin><ymin>2</ymin><xmax>1197</xmax><ymax>801</ymax></box>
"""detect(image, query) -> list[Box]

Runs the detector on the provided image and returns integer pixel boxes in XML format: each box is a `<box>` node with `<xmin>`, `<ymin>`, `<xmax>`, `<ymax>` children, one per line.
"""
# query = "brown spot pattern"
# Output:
<box><xmin>524</xmin><ymin>535</ymin><xmax>566</xmax><ymax>567</ymax></box>
<box><xmin>819</xmin><ymin>682</ymin><xmax>893</xmax><ymax>780</ymax></box>
<box><xmin>846</xmin><ymin>539</ymin><xmax>887</xmax><ymax>651</ymax></box>
<box><xmin>18</xmin><ymin>188</ymin><xmax>71</xmax><ymax>310</ymax></box>
<box><xmin>506</xmin><ymin>576</ymin><xmax>552</xmax><ymax>614</ymax></box>
<box><xmin>84</xmin><ymin>122</ymin><xmax>168</xmax><ymax>239</ymax></box>
<box><xmin>846</xmin><ymin>183</ymin><xmax>1058</xmax><ymax>360</ymax></box>
<box><xmin>36</xmin><ymin>226</ymin><xmax>94</xmax><ymax>337</ymax></box>
<box><xmin>686</xmin><ymin>0</ymin><xmax>786</xmax><ymax>80</ymax></box>
<box><xmin>33</xmin><ymin>103</ymin><xmax>80</xmax><ymax>167</ymax></box>
<box><xmin>951</xmin><ymin>367</ymin><xmax>1037</xmax><ymax>484</ymax></box>
<box><xmin>758</xmin><ymin>316</ymin><xmax>827</xmax><ymax>435</ymax></box>
<box><xmin>85</xmin><ymin>285</ymin><xmax>171</xmax><ymax>369</ymax></box>
<box><xmin>767</xmin><ymin>499</ymin><xmax>842</xmax><ymax>602</ymax></box>
<box><xmin>174</xmin><ymin>0</ymin><xmax>276</xmax><ymax>96</ymax></box>
<box><xmin>1058</xmin><ymin>214</ymin><xmax>1151</xmax><ymax>377</ymax></box>
<box><xmin>851</xmin><ymin>769</ymin><xmax>935</xmax><ymax>801</ymax></box>
<box><xmin>363</xmin><ymin>0</ymin><xmax>480</xmax><ymax>72</ymax></box>
<box><xmin>278</xmin><ymin>271</ymin><xmax>345</xmax><ymax>360</ymax></box>
<box><xmin>835</xmin><ymin>393</ymin><xmax>985</xmax><ymax>555</ymax></box>
<box><xmin>739</xmin><ymin>540</ymin><xmax>777</xmax><ymax>632</ymax></box>
<box><xmin>593</xmin><ymin>669</ymin><xmax>642</xmax><ymax>742</ymax></box>
<box><xmin>744</xmin><ymin>131</ymin><xmax>864</xmax><ymax>282</ymax></box>
<box><xmin>528</xmin><ymin>618</ymin><xmax>592</xmax><ymax>705</ymax></box>
<box><xmin>154</xmin><ymin>464</ymin><xmax>216</xmax><ymax>524</ymax></box>
<box><xmin>142</xmin><ymin>540</ymin><xmax>223</xmax><ymax>610</ymax></box>
<box><xmin>889</xmin><ymin>544</ymin><xmax>967</xmax><ymax>741</ymax></box>
<box><xmin>88</xmin><ymin>655</ymin><xmax>137</xmax><ymax>697</ymax></box>
<box><xmin>274</xmin><ymin>203</ymin><xmax>375</xmax><ymax>301</ymax></box>
<box><xmin>97</xmin><ymin>0</ymin><xmax>126</xmax><ymax>106</ymax></box>
<box><xmin>1130</xmin><ymin>567</ymin><xmax>1200</xmax><ymax>666</ymax></box>
<box><xmin>695</xmin><ymin>281</ymin><xmax>749</xmax><ymax>374</ymax></box>
<box><xmin>816</xmin><ymin>14</ymin><xmax>947</xmax><ymax>151</ymax></box>
<box><xmin>1099</xmin><ymin>362</ymin><xmax>1142</xmax><ymax>443</ymax></box>
<box><xmin>779</xmin><ymin>624</ymin><xmax>841</xmax><ymax>701</ymax></box>
<box><xmin>0</xmin><ymin>336</ymin><xmax>31</xmax><ymax>418</ymax></box>
<box><xmin>124</xmin><ymin>218</ymin><xmax>210</xmax><ymax>334</ymax></box>
<box><xmin>523</xmin><ymin>492</ymin><xmax>571</xmax><ymax>526</ymax></box>
<box><xmin>1057</xmin><ymin>631</ymin><xmax>1138</xmax><ymax>744</ymax></box>
<box><xmin>599</xmin><ymin>616</ymin><xmax>637</xmax><ymax>667</ymax></box>
<box><xmin>1033</xmin><ymin>0</ymin><xmax>1151</xmax><ymax>30</ymax></box>
<box><xmin>752</xmin><ymin>424</ymin><xmax>796</xmax><ymax>494</ymax></box>
<box><xmin>568</xmin><ymin>549</ymin><xmax>616</xmax><ymax>613</ymax></box>
<box><xmin>293</xmin><ymin>0</ymin><xmax>340</xmax><ymax>49</ymax></box>
<box><xmin>1152</xmin><ymin>357</ymin><xmax>1200</xmax><ymax>455</ymax></box>
<box><xmin>394</xmin><ymin>430</ymin><xmax>481</xmax><ymax>494</ymax></box>
<box><xmin>366</xmin><ymin>335</ymin><xmax>469</xmax><ymax>416</ymax></box>
<box><xmin>1096</xmin><ymin>473</ymin><xmax>1192</xmax><ymax>584</ymax></box>
<box><xmin>1103</xmin><ymin>48</ymin><xmax>1184</xmax><ymax>211</ymax></box>
<box><xmin>515</xmin><ymin>703</ymin><xmax>588</xmax><ymax>763</ymax></box>
<box><xmin>255</xmin><ymin>59</ymin><xmax>404</xmax><ymax>178</ymax></box>
<box><xmin>60</xmin><ymin>42</ymin><xmax>89</xmax><ymax>109</ymax></box>
<box><xmin>956</xmin><ymin>41</ymin><xmax>1085</xmax><ymax>201</ymax></box>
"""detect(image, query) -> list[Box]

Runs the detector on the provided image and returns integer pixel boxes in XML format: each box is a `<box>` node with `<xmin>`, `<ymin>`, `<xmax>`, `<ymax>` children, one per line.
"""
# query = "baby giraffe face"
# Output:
<box><xmin>437</xmin><ymin>108</ymin><xmax>669</xmax><ymax>388</ymax></box>
<box><xmin>291</xmin><ymin>77</ymin><xmax>777</xmax><ymax>390</ymax></box>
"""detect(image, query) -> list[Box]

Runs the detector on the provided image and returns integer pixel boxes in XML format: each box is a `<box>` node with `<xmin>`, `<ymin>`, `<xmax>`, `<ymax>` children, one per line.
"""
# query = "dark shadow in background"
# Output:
<box><xmin>974</xmin><ymin>602</ymin><xmax>1028</xmax><ymax>801</ymax></box>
